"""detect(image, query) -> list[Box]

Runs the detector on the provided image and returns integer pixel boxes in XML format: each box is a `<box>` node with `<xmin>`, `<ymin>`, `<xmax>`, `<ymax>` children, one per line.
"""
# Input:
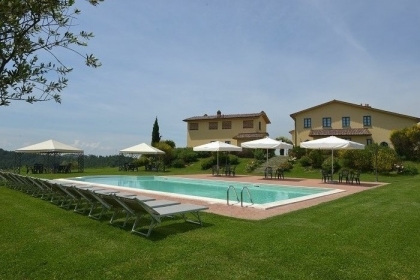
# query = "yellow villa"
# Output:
<box><xmin>183</xmin><ymin>110</ymin><xmax>271</xmax><ymax>147</ymax></box>
<box><xmin>290</xmin><ymin>100</ymin><xmax>420</xmax><ymax>147</ymax></box>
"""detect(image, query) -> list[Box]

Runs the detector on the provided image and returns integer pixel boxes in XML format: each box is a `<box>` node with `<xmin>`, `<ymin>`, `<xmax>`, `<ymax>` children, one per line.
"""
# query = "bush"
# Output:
<box><xmin>400</xmin><ymin>163</ymin><xmax>419</xmax><ymax>175</ymax></box>
<box><xmin>299</xmin><ymin>155</ymin><xmax>311</xmax><ymax>167</ymax></box>
<box><xmin>278</xmin><ymin>161</ymin><xmax>293</xmax><ymax>171</ymax></box>
<box><xmin>291</xmin><ymin>146</ymin><xmax>306</xmax><ymax>159</ymax></box>
<box><xmin>322</xmin><ymin>157</ymin><xmax>340</xmax><ymax>174</ymax></box>
<box><xmin>254</xmin><ymin>149</ymin><xmax>267</xmax><ymax>161</ymax></box>
<box><xmin>171</xmin><ymin>159</ymin><xmax>186</xmax><ymax>168</ymax></box>
<box><xmin>245</xmin><ymin>160</ymin><xmax>263</xmax><ymax>173</ymax></box>
<box><xmin>175</xmin><ymin>148</ymin><xmax>198</xmax><ymax>164</ymax></box>
<box><xmin>133</xmin><ymin>156</ymin><xmax>149</xmax><ymax>167</ymax></box>
<box><xmin>308</xmin><ymin>150</ymin><xmax>325</xmax><ymax>169</ymax></box>
<box><xmin>375</xmin><ymin>148</ymin><xmax>398</xmax><ymax>174</ymax></box>
<box><xmin>201</xmin><ymin>158</ymin><xmax>215</xmax><ymax>170</ymax></box>
<box><xmin>229</xmin><ymin>155</ymin><xmax>239</xmax><ymax>165</ymax></box>
<box><xmin>339</xmin><ymin>149</ymin><xmax>372</xmax><ymax>172</ymax></box>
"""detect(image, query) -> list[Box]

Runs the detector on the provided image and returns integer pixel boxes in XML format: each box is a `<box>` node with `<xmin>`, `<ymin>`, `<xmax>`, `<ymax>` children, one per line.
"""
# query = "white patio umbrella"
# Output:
<box><xmin>193</xmin><ymin>141</ymin><xmax>242</xmax><ymax>171</ymax></box>
<box><xmin>120</xmin><ymin>143</ymin><xmax>165</xmax><ymax>155</ymax></box>
<box><xmin>241</xmin><ymin>137</ymin><xmax>293</xmax><ymax>167</ymax></box>
<box><xmin>300</xmin><ymin>136</ymin><xmax>365</xmax><ymax>179</ymax></box>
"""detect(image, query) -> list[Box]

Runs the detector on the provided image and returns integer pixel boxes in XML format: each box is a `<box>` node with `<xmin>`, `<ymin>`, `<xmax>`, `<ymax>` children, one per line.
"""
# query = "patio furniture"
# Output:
<box><xmin>225</xmin><ymin>165</ymin><xmax>236</xmax><ymax>176</ymax></box>
<box><xmin>338</xmin><ymin>169</ymin><xmax>350</xmax><ymax>183</ymax></box>
<box><xmin>350</xmin><ymin>170</ymin><xmax>361</xmax><ymax>185</ymax></box>
<box><xmin>275</xmin><ymin>168</ymin><xmax>284</xmax><ymax>179</ymax></box>
<box><xmin>321</xmin><ymin>170</ymin><xmax>332</xmax><ymax>182</ymax></box>
<box><xmin>112</xmin><ymin>195</ymin><xmax>208</xmax><ymax>237</ymax></box>
<box><xmin>212</xmin><ymin>165</ymin><xmax>219</xmax><ymax>176</ymax></box>
<box><xmin>33</xmin><ymin>163</ymin><xmax>44</xmax><ymax>174</ymax></box>
<box><xmin>264</xmin><ymin>167</ymin><xmax>273</xmax><ymax>179</ymax></box>
<box><xmin>127</xmin><ymin>163</ymin><xmax>138</xmax><ymax>171</ymax></box>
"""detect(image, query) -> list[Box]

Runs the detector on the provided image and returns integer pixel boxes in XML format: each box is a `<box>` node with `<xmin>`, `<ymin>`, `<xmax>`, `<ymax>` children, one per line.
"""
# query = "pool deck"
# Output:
<box><xmin>103</xmin><ymin>174</ymin><xmax>387</xmax><ymax>220</ymax></box>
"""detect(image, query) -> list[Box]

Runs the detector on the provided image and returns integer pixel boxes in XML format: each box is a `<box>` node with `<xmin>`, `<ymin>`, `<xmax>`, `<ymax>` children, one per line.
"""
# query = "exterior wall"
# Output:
<box><xmin>186</xmin><ymin>115</ymin><xmax>268</xmax><ymax>147</ymax></box>
<box><xmin>292</xmin><ymin>102</ymin><xmax>419</xmax><ymax>147</ymax></box>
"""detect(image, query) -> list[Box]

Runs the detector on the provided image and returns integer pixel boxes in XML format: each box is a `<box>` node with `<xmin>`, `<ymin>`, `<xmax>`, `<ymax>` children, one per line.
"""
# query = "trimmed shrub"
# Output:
<box><xmin>229</xmin><ymin>155</ymin><xmax>239</xmax><ymax>165</ymax></box>
<box><xmin>278</xmin><ymin>161</ymin><xmax>293</xmax><ymax>171</ymax></box>
<box><xmin>322</xmin><ymin>157</ymin><xmax>340</xmax><ymax>174</ymax></box>
<box><xmin>201</xmin><ymin>158</ymin><xmax>215</xmax><ymax>170</ymax></box>
<box><xmin>308</xmin><ymin>150</ymin><xmax>325</xmax><ymax>169</ymax></box>
<box><xmin>171</xmin><ymin>159</ymin><xmax>186</xmax><ymax>168</ymax></box>
<box><xmin>400</xmin><ymin>163</ymin><xmax>419</xmax><ymax>175</ymax></box>
<box><xmin>299</xmin><ymin>155</ymin><xmax>311</xmax><ymax>167</ymax></box>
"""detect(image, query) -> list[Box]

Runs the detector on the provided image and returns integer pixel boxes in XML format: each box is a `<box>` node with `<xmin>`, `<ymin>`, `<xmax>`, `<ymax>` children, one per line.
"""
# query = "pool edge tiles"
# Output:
<box><xmin>57</xmin><ymin>175</ymin><xmax>346</xmax><ymax>210</ymax></box>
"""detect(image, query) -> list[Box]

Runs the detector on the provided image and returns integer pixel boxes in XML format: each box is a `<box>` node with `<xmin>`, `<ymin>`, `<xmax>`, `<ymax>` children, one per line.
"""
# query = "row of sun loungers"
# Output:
<box><xmin>0</xmin><ymin>171</ymin><xmax>208</xmax><ymax>237</ymax></box>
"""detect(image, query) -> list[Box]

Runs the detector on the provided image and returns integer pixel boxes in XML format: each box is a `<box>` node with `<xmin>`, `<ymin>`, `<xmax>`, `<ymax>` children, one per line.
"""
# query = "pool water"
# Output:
<box><xmin>64</xmin><ymin>175</ymin><xmax>343</xmax><ymax>209</ymax></box>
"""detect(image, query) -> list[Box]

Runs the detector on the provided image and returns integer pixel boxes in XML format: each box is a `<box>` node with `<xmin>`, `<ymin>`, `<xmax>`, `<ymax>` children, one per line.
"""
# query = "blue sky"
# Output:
<box><xmin>1</xmin><ymin>0</ymin><xmax>420</xmax><ymax>155</ymax></box>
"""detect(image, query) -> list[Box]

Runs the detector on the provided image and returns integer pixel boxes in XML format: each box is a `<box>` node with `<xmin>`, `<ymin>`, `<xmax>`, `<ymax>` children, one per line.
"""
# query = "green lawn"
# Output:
<box><xmin>1</xmin><ymin>163</ymin><xmax>419</xmax><ymax>279</ymax></box>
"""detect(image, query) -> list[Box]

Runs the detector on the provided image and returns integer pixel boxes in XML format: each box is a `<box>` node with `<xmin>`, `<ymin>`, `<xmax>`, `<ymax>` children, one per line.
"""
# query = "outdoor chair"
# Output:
<box><xmin>212</xmin><ymin>165</ymin><xmax>219</xmax><ymax>176</ymax></box>
<box><xmin>338</xmin><ymin>169</ymin><xmax>350</xmax><ymax>183</ymax></box>
<box><xmin>350</xmin><ymin>170</ymin><xmax>361</xmax><ymax>185</ymax></box>
<box><xmin>227</xmin><ymin>165</ymin><xmax>236</xmax><ymax>176</ymax></box>
<box><xmin>112</xmin><ymin>195</ymin><xmax>208</xmax><ymax>237</ymax></box>
<box><xmin>275</xmin><ymin>168</ymin><xmax>284</xmax><ymax>179</ymax></box>
<box><xmin>264</xmin><ymin>167</ymin><xmax>273</xmax><ymax>179</ymax></box>
<box><xmin>321</xmin><ymin>170</ymin><xmax>332</xmax><ymax>182</ymax></box>
<box><xmin>224</xmin><ymin>165</ymin><xmax>235</xmax><ymax>176</ymax></box>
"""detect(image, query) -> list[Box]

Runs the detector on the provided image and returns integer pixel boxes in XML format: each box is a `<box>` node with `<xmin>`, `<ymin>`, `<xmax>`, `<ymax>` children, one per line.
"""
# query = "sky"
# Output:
<box><xmin>1</xmin><ymin>0</ymin><xmax>420</xmax><ymax>156</ymax></box>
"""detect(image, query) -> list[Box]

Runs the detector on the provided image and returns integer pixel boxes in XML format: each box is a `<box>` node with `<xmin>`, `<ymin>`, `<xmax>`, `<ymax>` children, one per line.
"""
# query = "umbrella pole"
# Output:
<box><xmin>217</xmin><ymin>151</ymin><xmax>219</xmax><ymax>175</ymax></box>
<box><xmin>331</xmin><ymin>150</ymin><xmax>334</xmax><ymax>181</ymax></box>
<box><xmin>266</xmin><ymin>149</ymin><xmax>269</xmax><ymax>168</ymax></box>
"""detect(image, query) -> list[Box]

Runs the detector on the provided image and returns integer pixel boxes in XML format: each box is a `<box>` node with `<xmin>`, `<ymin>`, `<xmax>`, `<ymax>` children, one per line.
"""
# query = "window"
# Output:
<box><xmin>304</xmin><ymin>118</ymin><xmax>311</xmax><ymax>128</ymax></box>
<box><xmin>243</xmin><ymin>120</ymin><xmax>254</xmax><ymax>128</ymax></box>
<box><xmin>363</xmin><ymin>116</ymin><xmax>372</xmax><ymax>126</ymax></box>
<box><xmin>189</xmin><ymin>123</ymin><xmax>198</xmax><ymax>130</ymax></box>
<box><xmin>222</xmin><ymin>121</ymin><xmax>231</xmax><ymax>129</ymax></box>
<box><xmin>322</xmin><ymin>117</ymin><xmax>331</xmax><ymax>128</ymax></box>
<box><xmin>209</xmin><ymin>121</ymin><xmax>218</xmax><ymax>130</ymax></box>
<box><xmin>342</xmin><ymin>117</ymin><xmax>350</xmax><ymax>128</ymax></box>
<box><xmin>225</xmin><ymin>141</ymin><xmax>231</xmax><ymax>144</ymax></box>
<box><xmin>366</xmin><ymin>139</ymin><xmax>372</xmax><ymax>145</ymax></box>
<box><xmin>259</xmin><ymin>121</ymin><xmax>261</xmax><ymax>130</ymax></box>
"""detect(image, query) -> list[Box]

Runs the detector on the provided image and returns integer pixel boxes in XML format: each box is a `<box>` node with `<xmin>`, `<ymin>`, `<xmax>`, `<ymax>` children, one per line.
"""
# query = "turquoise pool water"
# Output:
<box><xmin>65</xmin><ymin>175</ymin><xmax>342</xmax><ymax>208</ymax></box>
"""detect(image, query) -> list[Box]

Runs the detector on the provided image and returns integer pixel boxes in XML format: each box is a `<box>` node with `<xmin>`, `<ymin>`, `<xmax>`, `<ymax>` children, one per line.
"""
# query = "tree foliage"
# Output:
<box><xmin>374</xmin><ymin>147</ymin><xmax>398</xmax><ymax>174</ymax></box>
<box><xmin>0</xmin><ymin>0</ymin><xmax>102</xmax><ymax>106</ymax></box>
<box><xmin>151</xmin><ymin>117</ymin><xmax>161</xmax><ymax>145</ymax></box>
<box><xmin>390</xmin><ymin>125</ymin><xmax>420</xmax><ymax>161</ymax></box>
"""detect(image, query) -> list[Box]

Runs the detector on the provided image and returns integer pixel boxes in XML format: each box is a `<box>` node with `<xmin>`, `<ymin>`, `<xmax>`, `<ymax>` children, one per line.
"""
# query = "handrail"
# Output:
<box><xmin>227</xmin><ymin>185</ymin><xmax>239</xmax><ymax>205</ymax></box>
<box><xmin>241</xmin><ymin>186</ymin><xmax>254</xmax><ymax>207</ymax></box>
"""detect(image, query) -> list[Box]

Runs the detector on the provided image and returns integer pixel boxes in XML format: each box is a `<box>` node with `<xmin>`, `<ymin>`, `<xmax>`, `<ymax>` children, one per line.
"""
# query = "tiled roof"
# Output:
<box><xmin>233</xmin><ymin>132</ymin><xmax>269</xmax><ymax>139</ymax></box>
<box><xmin>290</xmin><ymin>99</ymin><xmax>420</xmax><ymax>122</ymax></box>
<box><xmin>309</xmin><ymin>128</ymin><xmax>371</xmax><ymax>136</ymax></box>
<box><xmin>183</xmin><ymin>111</ymin><xmax>271</xmax><ymax>124</ymax></box>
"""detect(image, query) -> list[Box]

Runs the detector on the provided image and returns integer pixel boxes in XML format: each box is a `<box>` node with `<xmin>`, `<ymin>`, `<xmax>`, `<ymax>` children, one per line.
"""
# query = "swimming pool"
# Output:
<box><xmin>61</xmin><ymin>175</ymin><xmax>344</xmax><ymax>209</ymax></box>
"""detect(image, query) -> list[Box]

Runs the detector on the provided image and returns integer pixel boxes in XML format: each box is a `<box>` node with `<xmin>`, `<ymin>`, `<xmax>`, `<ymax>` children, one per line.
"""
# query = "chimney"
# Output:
<box><xmin>217</xmin><ymin>110</ymin><xmax>221</xmax><ymax>117</ymax></box>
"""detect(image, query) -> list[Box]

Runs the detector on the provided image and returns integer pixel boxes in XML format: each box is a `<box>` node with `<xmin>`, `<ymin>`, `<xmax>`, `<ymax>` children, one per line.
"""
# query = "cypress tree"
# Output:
<box><xmin>151</xmin><ymin>117</ymin><xmax>161</xmax><ymax>145</ymax></box>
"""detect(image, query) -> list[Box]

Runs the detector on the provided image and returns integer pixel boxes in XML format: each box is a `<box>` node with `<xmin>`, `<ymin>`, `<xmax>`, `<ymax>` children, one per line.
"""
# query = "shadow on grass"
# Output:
<box><xmin>101</xmin><ymin>214</ymin><xmax>214</xmax><ymax>241</ymax></box>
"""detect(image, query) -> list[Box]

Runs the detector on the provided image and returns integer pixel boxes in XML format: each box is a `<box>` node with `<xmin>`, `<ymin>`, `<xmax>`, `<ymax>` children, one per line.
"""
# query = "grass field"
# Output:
<box><xmin>1</xmin><ymin>160</ymin><xmax>419</xmax><ymax>279</ymax></box>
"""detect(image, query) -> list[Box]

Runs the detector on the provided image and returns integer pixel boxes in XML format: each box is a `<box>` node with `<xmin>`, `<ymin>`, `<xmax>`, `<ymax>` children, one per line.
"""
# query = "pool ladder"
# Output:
<box><xmin>227</xmin><ymin>185</ymin><xmax>254</xmax><ymax>207</ymax></box>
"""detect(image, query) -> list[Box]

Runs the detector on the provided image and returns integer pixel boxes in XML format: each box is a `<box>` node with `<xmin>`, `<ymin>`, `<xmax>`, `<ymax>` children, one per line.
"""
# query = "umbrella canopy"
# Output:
<box><xmin>241</xmin><ymin>137</ymin><xmax>293</xmax><ymax>150</ymax></box>
<box><xmin>300</xmin><ymin>136</ymin><xmax>365</xmax><ymax>179</ymax></box>
<box><xmin>120</xmin><ymin>143</ymin><xmax>165</xmax><ymax>155</ymax></box>
<box><xmin>15</xmin><ymin>139</ymin><xmax>83</xmax><ymax>153</ymax></box>
<box><xmin>193</xmin><ymin>141</ymin><xmax>242</xmax><ymax>170</ymax></box>
<box><xmin>241</xmin><ymin>137</ymin><xmax>293</xmax><ymax>167</ymax></box>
